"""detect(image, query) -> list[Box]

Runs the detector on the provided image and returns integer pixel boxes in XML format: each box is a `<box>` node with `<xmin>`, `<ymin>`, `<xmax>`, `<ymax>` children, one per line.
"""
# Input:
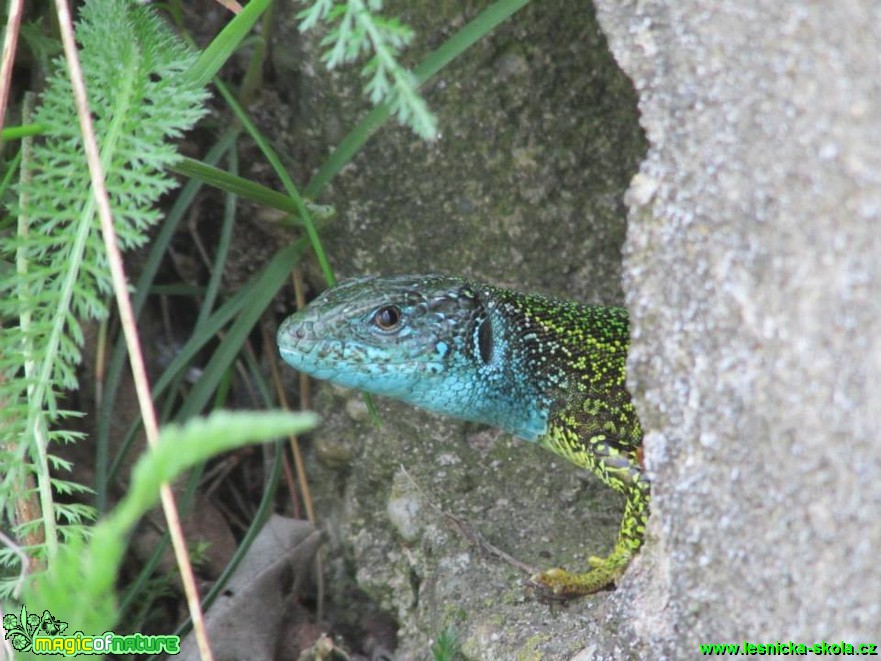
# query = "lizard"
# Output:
<box><xmin>277</xmin><ymin>273</ymin><xmax>648</xmax><ymax>599</ymax></box>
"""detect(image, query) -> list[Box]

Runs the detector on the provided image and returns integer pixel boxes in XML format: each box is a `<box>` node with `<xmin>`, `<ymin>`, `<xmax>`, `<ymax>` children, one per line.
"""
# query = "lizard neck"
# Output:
<box><xmin>392</xmin><ymin>301</ymin><xmax>555</xmax><ymax>441</ymax></box>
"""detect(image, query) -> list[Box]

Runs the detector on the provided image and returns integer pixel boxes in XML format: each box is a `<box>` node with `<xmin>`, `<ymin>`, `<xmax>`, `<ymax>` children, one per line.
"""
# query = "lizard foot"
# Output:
<box><xmin>528</xmin><ymin>552</ymin><xmax>631</xmax><ymax>601</ymax></box>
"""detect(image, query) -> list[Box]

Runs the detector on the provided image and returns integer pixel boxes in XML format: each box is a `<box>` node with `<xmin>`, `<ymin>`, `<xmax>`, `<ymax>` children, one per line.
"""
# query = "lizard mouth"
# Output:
<box><xmin>278</xmin><ymin>344</ymin><xmax>444</xmax><ymax>374</ymax></box>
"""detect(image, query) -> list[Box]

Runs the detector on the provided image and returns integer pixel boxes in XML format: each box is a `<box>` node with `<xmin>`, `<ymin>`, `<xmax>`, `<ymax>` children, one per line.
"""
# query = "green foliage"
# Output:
<box><xmin>23</xmin><ymin>411</ymin><xmax>316</xmax><ymax>637</ymax></box>
<box><xmin>297</xmin><ymin>0</ymin><xmax>438</xmax><ymax>140</ymax></box>
<box><xmin>18</xmin><ymin>20</ymin><xmax>64</xmax><ymax>72</ymax></box>
<box><xmin>432</xmin><ymin>625</ymin><xmax>462</xmax><ymax>661</ymax></box>
<box><xmin>0</xmin><ymin>0</ymin><xmax>208</xmax><ymax>596</ymax></box>
<box><xmin>187</xmin><ymin>0</ymin><xmax>273</xmax><ymax>87</ymax></box>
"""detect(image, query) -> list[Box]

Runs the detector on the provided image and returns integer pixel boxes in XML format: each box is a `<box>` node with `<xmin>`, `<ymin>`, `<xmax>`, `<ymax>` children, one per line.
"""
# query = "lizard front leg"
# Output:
<box><xmin>531</xmin><ymin>432</ymin><xmax>649</xmax><ymax>599</ymax></box>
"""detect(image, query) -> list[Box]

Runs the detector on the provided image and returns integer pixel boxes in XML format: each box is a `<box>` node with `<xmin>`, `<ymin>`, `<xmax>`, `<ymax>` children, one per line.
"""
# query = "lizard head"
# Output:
<box><xmin>277</xmin><ymin>273</ymin><xmax>548</xmax><ymax>439</ymax></box>
<box><xmin>277</xmin><ymin>273</ymin><xmax>487</xmax><ymax>399</ymax></box>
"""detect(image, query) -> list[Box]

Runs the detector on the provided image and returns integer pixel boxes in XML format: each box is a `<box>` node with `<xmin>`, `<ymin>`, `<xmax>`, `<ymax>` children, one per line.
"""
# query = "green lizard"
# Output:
<box><xmin>277</xmin><ymin>274</ymin><xmax>648</xmax><ymax>599</ymax></box>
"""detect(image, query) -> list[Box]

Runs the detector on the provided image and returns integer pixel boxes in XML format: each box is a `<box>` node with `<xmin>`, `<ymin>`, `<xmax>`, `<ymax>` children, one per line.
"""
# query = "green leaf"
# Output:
<box><xmin>24</xmin><ymin>411</ymin><xmax>317</xmax><ymax>635</ymax></box>
<box><xmin>187</xmin><ymin>0</ymin><xmax>274</xmax><ymax>87</ymax></box>
<box><xmin>171</xmin><ymin>157</ymin><xmax>336</xmax><ymax>226</ymax></box>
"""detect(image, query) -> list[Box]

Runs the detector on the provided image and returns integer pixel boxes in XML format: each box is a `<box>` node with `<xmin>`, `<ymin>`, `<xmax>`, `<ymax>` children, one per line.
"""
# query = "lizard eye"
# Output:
<box><xmin>372</xmin><ymin>305</ymin><xmax>402</xmax><ymax>331</ymax></box>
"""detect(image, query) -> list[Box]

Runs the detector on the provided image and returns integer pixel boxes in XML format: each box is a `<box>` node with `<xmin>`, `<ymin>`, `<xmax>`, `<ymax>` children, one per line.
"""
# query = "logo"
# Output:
<box><xmin>2</xmin><ymin>607</ymin><xmax>180</xmax><ymax>656</ymax></box>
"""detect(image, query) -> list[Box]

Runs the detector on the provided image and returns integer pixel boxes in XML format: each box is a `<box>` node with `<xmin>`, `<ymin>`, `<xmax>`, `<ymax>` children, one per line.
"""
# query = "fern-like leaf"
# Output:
<box><xmin>0</xmin><ymin>0</ymin><xmax>209</xmax><ymax>597</ymax></box>
<box><xmin>298</xmin><ymin>0</ymin><xmax>438</xmax><ymax>139</ymax></box>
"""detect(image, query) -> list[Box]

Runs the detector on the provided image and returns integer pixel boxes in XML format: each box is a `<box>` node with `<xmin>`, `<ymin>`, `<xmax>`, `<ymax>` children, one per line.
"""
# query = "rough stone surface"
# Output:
<box><xmin>592</xmin><ymin>0</ymin><xmax>881</xmax><ymax>655</ymax></box>
<box><xmin>270</xmin><ymin>0</ymin><xmax>644</xmax><ymax>303</ymax></box>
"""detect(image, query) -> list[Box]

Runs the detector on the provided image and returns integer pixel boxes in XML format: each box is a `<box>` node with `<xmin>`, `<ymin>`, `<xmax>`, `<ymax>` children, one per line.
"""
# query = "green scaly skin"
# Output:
<box><xmin>277</xmin><ymin>274</ymin><xmax>648</xmax><ymax>599</ymax></box>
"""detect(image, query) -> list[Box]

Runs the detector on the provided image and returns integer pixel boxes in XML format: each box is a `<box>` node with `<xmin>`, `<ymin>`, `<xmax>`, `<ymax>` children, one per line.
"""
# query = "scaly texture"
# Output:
<box><xmin>277</xmin><ymin>274</ymin><xmax>648</xmax><ymax>598</ymax></box>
